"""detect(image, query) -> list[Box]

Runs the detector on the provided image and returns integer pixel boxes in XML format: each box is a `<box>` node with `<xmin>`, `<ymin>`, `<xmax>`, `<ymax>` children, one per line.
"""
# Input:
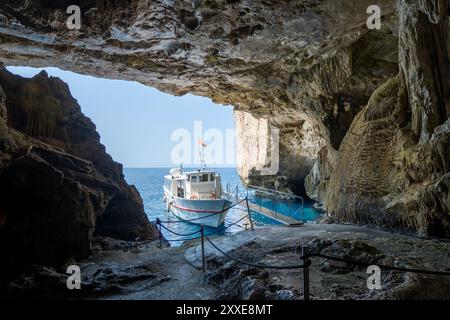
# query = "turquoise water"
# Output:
<box><xmin>124</xmin><ymin>168</ymin><xmax>324</xmax><ymax>245</ymax></box>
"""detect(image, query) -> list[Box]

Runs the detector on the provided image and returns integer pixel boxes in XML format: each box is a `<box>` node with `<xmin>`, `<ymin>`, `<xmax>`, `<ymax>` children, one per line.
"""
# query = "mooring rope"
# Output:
<box><xmin>94</xmin><ymin>213</ymin><xmax>252</xmax><ymax>253</ymax></box>
<box><xmin>90</xmin><ymin>198</ymin><xmax>248</xmax><ymax>231</ymax></box>
<box><xmin>158</xmin><ymin>213</ymin><xmax>251</xmax><ymax>238</ymax></box>
<box><xmin>91</xmin><ymin>196</ymin><xmax>255</xmax><ymax>252</ymax></box>
<box><xmin>159</xmin><ymin>223</ymin><xmax>201</xmax><ymax>237</ymax></box>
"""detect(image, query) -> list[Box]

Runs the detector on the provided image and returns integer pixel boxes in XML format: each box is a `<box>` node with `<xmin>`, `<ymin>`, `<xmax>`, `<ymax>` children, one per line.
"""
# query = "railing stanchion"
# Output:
<box><xmin>301</xmin><ymin>245</ymin><xmax>310</xmax><ymax>300</ymax></box>
<box><xmin>245</xmin><ymin>197</ymin><xmax>254</xmax><ymax>231</ymax></box>
<box><xmin>200</xmin><ymin>225</ymin><xmax>206</xmax><ymax>273</ymax></box>
<box><xmin>288</xmin><ymin>198</ymin><xmax>292</xmax><ymax>217</ymax></box>
<box><xmin>156</xmin><ymin>218</ymin><xmax>162</xmax><ymax>249</ymax></box>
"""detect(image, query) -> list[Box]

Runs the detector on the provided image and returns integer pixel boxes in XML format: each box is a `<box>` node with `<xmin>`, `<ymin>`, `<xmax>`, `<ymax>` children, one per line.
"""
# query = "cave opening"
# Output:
<box><xmin>5</xmin><ymin>65</ymin><xmax>237</xmax><ymax>169</ymax></box>
<box><xmin>0</xmin><ymin>65</ymin><xmax>325</xmax><ymax>250</ymax></box>
<box><xmin>3</xmin><ymin>65</ymin><xmax>242</xmax><ymax>225</ymax></box>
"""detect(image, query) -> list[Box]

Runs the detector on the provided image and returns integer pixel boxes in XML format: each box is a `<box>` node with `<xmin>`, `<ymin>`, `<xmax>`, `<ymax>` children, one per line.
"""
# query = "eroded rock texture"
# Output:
<box><xmin>0</xmin><ymin>66</ymin><xmax>155</xmax><ymax>278</ymax></box>
<box><xmin>0</xmin><ymin>0</ymin><xmax>448</xmax><ymax>236</ymax></box>
<box><xmin>325</xmin><ymin>0</ymin><xmax>450</xmax><ymax>236</ymax></box>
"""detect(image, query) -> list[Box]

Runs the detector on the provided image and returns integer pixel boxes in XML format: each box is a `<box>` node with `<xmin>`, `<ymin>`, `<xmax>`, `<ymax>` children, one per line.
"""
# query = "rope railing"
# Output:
<box><xmin>94</xmin><ymin>219</ymin><xmax>450</xmax><ymax>277</ymax></box>
<box><xmin>92</xmin><ymin>198</ymin><xmax>248</xmax><ymax>231</ymax></box>
<box><xmin>198</xmin><ymin>233</ymin><xmax>450</xmax><ymax>300</ymax></box>
<box><xmin>154</xmin><ymin>213</ymin><xmax>253</xmax><ymax>244</ymax></box>
<box><xmin>89</xmin><ymin>193</ymin><xmax>450</xmax><ymax>300</ymax></box>
<box><xmin>159</xmin><ymin>223</ymin><xmax>201</xmax><ymax>237</ymax></box>
<box><xmin>204</xmin><ymin>234</ymin><xmax>311</xmax><ymax>270</ymax></box>
<box><xmin>90</xmin><ymin>197</ymin><xmax>253</xmax><ymax>253</ymax></box>
<box><xmin>202</xmin><ymin>236</ymin><xmax>450</xmax><ymax>276</ymax></box>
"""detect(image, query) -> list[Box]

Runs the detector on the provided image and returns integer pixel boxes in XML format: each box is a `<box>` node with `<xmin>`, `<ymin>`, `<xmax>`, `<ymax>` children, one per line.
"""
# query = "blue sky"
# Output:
<box><xmin>6</xmin><ymin>66</ymin><xmax>236</xmax><ymax>168</ymax></box>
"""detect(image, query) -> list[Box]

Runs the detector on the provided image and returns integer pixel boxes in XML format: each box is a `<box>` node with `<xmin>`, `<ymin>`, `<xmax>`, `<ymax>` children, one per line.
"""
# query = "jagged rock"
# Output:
<box><xmin>0</xmin><ymin>1</ymin><xmax>447</xmax><ymax>237</ymax></box>
<box><xmin>0</xmin><ymin>67</ymin><xmax>156</xmax><ymax>280</ymax></box>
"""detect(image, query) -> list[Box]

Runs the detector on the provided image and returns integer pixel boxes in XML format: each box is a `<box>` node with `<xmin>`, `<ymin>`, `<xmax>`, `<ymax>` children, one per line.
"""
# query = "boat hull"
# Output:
<box><xmin>170</xmin><ymin>198</ymin><xmax>233</xmax><ymax>228</ymax></box>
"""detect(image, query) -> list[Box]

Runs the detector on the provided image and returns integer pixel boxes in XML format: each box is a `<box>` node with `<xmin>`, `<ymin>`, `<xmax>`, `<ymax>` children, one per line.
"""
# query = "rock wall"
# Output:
<box><xmin>0</xmin><ymin>66</ymin><xmax>155</xmax><ymax>278</ymax></box>
<box><xmin>322</xmin><ymin>0</ymin><xmax>450</xmax><ymax>236</ymax></box>
<box><xmin>0</xmin><ymin>0</ymin><xmax>448</xmax><ymax>236</ymax></box>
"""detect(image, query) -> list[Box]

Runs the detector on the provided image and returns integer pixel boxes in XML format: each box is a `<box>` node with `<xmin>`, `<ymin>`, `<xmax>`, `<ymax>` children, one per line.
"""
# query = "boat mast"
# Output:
<box><xmin>197</xmin><ymin>139</ymin><xmax>207</xmax><ymax>170</ymax></box>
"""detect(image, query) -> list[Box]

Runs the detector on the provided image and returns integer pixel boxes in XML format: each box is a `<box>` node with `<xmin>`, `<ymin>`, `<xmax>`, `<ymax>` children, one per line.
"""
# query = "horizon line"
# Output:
<box><xmin>124</xmin><ymin>166</ymin><xmax>237</xmax><ymax>169</ymax></box>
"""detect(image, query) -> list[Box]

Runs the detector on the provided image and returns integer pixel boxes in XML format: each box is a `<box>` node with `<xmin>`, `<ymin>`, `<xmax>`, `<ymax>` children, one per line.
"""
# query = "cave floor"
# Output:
<box><xmin>80</xmin><ymin>224</ymin><xmax>450</xmax><ymax>300</ymax></box>
<box><xmin>81</xmin><ymin>241</ymin><xmax>215</xmax><ymax>300</ymax></box>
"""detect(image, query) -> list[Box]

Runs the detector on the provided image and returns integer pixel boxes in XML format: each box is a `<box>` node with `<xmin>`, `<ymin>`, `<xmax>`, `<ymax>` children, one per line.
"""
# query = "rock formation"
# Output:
<box><xmin>0</xmin><ymin>0</ymin><xmax>448</xmax><ymax>239</ymax></box>
<box><xmin>0</xmin><ymin>66</ymin><xmax>155</xmax><ymax>279</ymax></box>
<box><xmin>324</xmin><ymin>0</ymin><xmax>450</xmax><ymax>236</ymax></box>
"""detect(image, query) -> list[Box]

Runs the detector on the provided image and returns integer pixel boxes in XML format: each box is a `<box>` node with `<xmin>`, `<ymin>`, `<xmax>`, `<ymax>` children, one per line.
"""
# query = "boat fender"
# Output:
<box><xmin>166</xmin><ymin>199</ymin><xmax>174</xmax><ymax>212</ymax></box>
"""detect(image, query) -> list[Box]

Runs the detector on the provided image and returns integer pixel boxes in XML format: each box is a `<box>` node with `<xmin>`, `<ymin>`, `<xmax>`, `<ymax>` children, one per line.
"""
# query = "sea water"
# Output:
<box><xmin>124</xmin><ymin>168</ymin><xmax>324</xmax><ymax>245</ymax></box>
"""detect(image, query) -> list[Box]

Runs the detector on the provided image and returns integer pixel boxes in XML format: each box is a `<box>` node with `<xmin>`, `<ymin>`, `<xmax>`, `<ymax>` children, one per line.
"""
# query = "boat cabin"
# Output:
<box><xmin>164</xmin><ymin>169</ymin><xmax>223</xmax><ymax>200</ymax></box>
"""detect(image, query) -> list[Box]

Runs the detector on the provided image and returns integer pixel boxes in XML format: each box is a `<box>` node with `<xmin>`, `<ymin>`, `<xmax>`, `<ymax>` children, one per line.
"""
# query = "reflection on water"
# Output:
<box><xmin>124</xmin><ymin>168</ymin><xmax>324</xmax><ymax>246</ymax></box>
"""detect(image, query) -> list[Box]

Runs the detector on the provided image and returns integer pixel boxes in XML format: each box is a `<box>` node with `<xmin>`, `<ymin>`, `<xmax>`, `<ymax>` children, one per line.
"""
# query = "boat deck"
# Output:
<box><xmin>222</xmin><ymin>193</ymin><xmax>304</xmax><ymax>226</ymax></box>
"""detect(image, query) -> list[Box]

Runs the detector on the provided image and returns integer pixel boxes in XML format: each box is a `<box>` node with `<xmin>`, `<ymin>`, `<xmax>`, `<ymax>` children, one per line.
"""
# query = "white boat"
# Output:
<box><xmin>163</xmin><ymin>167</ymin><xmax>233</xmax><ymax>228</ymax></box>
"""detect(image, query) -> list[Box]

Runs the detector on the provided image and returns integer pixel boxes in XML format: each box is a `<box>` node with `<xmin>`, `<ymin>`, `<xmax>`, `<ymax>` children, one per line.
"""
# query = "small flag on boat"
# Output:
<box><xmin>197</xmin><ymin>139</ymin><xmax>208</xmax><ymax>147</ymax></box>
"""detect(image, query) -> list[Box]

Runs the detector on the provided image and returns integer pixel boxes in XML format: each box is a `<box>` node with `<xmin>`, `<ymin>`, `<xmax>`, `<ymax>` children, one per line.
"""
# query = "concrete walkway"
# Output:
<box><xmin>222</xmin><ymin>193</ymin><xmax>303</xmax><ymax>226</ymax></box>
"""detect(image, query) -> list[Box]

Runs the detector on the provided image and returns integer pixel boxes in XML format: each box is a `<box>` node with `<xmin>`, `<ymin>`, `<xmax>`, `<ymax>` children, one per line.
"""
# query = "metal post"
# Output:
<box><xmin>200</xmin><ymin>225</ymin><xmax>206</xmax><ymax>273</ymax></box>
<box><xmin>156</xmin><ymin>218</ymin><xmax>162</xmax><ymax>248</ymax></box>
<box><xmin>301</xmin><ymin>198</ymin><xmax>304</xmax><ymax>222</ymax></box>
<box><xmin>301</xmin><ymin>245</ymin><xmax>310</xmax><ymax>300</ymax></box>
<box><xmin>273</xmin><ymin>197</ymin><xmax>277</xmax><ymax>218</ymax></box>
<box><xmin>245</xmin><ymin>197</ymin><xmax>254</xmax><ymax>230</ymax></box>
